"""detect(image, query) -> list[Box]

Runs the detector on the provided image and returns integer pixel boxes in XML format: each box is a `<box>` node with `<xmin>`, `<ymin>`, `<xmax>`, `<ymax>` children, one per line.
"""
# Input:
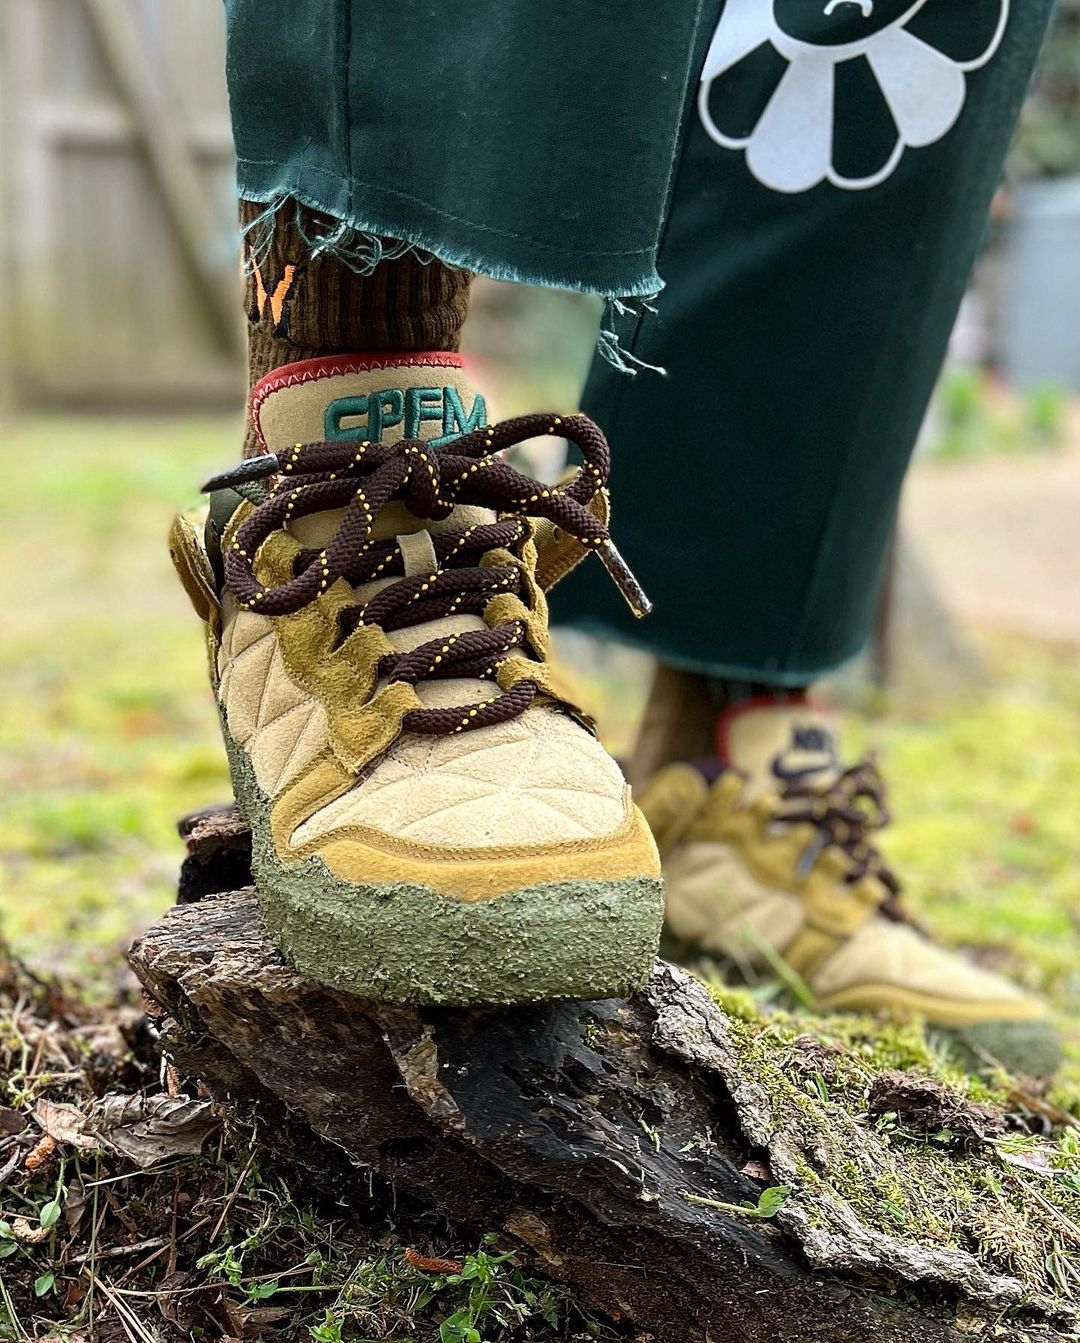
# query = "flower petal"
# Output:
<box><xmin>700</xmin><ymin>0</ymin><xmax>776</xmax><ymax>82</ymax></box>
<box><xmin>746</xmin><ymin>54</ymin><xmax>836</xmax><ymax>193</ymax></box>
<box><xmin>866</xmin><ymin>25</ymin><xmax>966</xmax><ymax>147</ymax></box>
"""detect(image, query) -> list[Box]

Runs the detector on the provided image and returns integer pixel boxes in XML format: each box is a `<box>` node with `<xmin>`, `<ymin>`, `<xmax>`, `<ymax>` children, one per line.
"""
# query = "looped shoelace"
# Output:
<box><xmin>775</xmin><ymin>758</ymin><xmax>906</xmax><ymax>916</ymax></box>
<box><xmin>204</xmin><ymin>413</ymin><xmax>648</xmax><ymax>737</ymax></box>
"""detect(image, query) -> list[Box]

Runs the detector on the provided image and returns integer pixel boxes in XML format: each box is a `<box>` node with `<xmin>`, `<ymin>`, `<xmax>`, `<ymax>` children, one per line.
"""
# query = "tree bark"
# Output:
<box><xmin>129</xmin><ymin>807</ymin><xmax>1070</xmax><ymax>1343</ymax></box>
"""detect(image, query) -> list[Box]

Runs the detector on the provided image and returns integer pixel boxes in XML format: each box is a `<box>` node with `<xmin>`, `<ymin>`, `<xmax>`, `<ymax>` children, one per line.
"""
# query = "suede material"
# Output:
<box><xmin>295</xmin><ymin>704</ymin><xmax>634</xmax><ymax>853</ymax></box>
<box><xmin>533</xmin><ymin>485</ymin><xmax>610</xmax><ymax>595</ymax></box>
<box><xmin>662</xmin><ymin>837</ymin><xmax>806</xmax><ymax>955</ymax></box>
<box><xmin>168</xmin><ymin>510</ymin><xmax>219</xmax><ymax>629</ymax></box>
<box><xmin>638</xmin><ymin>762</ymin><xmax>1055</xmax><ymax>1036</ymax></box>
<box><xmin>174</xmin><ymin>353</ymin><xmax>664</xmax><ymax>1003</ymax></box>
<box><xmin>215</xmin><ymin>604</ymin><xmax>330</xmax><ymax>798</ymax></box>
<box><xmin>718</xmin><ymin>700</ymin><xmax>840</xmax><ymax>797</ymax></box>
<box><xmin>246</xmin><ymin>529</ymin><xmax>422</xmax><ymax>774</ymax></box>
<box><xmin>811</xmin><ymin>921</ymin><xmax>1041</xmax><ymax>1018</ymax></box>
<box><xmin>251</xmin><ymin>355</ymin><xmax>487</xmax><ymax>456</ymax></box>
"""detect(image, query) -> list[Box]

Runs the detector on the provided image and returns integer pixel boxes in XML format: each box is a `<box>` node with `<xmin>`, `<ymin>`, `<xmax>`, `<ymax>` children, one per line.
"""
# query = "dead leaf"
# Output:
<box><xmin>740</xmin><ymin>1159</ymin><xmax>773</xmax><ymax>1183</ymax></box>
<box><xmin>1008</xmin><ymin>1086</ymin><xmax>1079</xmax><ymax>1130</ymax></box>
<box><xmin>782</xmin><ymin>1035</ymin><xmax>842</xmax><ymax>1083</ymax></box>
<box><xmin>0</xmin><ymin>1149</ymin><xmax>21</xmax><ymax>1188</ymax></box>
<box><xmin>243</xmin><ymin>1306</ymin><xmax>293</xmax><ymax>1326</ymax></box>
<box><xmin>87</xmin><ymin>1094</ymin><xmax>218</xmax><ymax>1168</ymax></box>
<box><xmin>64</xmin><ymin>1180</ymin><xmax>90</xmax><ymax>1235</ymax></box>
<box><xmin>998</xmin><ymin>1146</ymin><xmax>1056</xmax><ymax>1176</ymax></box>
<box><xmin>867</xmin><ymin>1072</ymin><xmax>1006</xmax><ymax>1150</ymax></box>
<box><xmin>34</xmin><ymin>1099</ymin><xmax>98</xmax><ymax>1151</ymax></box>
<box><xmin>404</xmin><ymin>1247</ymin><xmax>463</xmax><ymax>1274</ymax></box>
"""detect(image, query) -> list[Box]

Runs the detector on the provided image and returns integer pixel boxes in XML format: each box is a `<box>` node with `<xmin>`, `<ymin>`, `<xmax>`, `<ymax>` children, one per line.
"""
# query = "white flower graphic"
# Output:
<box><xmin>698</xmin><ymin>0</ymin><xmax>1009</xmax><ymax>193</ymax></box>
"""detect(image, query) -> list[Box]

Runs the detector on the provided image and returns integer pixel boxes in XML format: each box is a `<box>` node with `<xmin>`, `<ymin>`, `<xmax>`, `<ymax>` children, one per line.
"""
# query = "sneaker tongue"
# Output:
<box><xmin>249</xmin><ymin>352</ymin><xmax>499</xmax><ymax>712</ymax></box>
<box><xmin>716</xmin><ymin>698</ymin><xmax>841</xmax><ymax>796</ymax></box>
<box><xmin>249</xmin><ymin>352</ymin><xmax>492</xmax><ymax>547</ymax></box>
<box><xmin>251</xmin><ymin>351</ymin><xmax>488</xmax><ymax>457</ymax></box>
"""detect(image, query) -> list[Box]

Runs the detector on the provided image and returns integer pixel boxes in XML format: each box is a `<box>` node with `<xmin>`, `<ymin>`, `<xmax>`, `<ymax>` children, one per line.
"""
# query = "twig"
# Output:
<box><xmin>1003</xmin><ymin>1168</ymin><xmax>1080</xmax><ymax>1248</ymax></box>
<box><xmin>82</xmin><ymin>1163</ymin><xmax>184</xmax><ymax>1189</ymax></box>
<box><xmin>209</xmin><ymin>1151</ymin><xmax>256</xmax><ymax>1244</ymax></box>
<box><xmin>71</xmin><ymin>1236</ymin><xmax>169</xmax><ymax>1265</ymax></box>
<box><xmin>89</xmin><ymin>1273</ymin><xmax>159</xmax><ymax>1343</ymax></box>
<box><xmin>0</xmin><ymin>1149</ymin><xmax>22</xmax><ymax>1188</ymax></box>
<box><xmin>167</xmin><ymin>1177</ymin><xmax>179</xmax><ymax>1277</ymax></box>
<box><xmin>117</xmin><ymin>1215</ymin><xmax>213</xmax><ymax>1286</ymax></box>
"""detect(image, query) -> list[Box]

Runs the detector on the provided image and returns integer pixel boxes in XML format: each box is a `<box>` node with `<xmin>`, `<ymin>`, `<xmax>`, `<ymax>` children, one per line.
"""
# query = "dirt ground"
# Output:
<box><xmin>905</xmin><ymin>428</ymin><xmax>1080</xmax><ymax>648</ymax></box>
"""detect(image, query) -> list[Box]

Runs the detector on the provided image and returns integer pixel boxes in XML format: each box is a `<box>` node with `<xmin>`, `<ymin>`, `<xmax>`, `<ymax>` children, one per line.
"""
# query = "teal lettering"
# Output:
<box><xmin>370</xmin><ymin>389</ymin><xmax>403</xmax><ymax>441</ymax></box>
<box><xmin>324</xmin><ymin>389</ymin><xmax>403</xmax><ymax>442</ymax></box>
<box><xmin>324</xmin><ymin>384</ymin><xmax>485</xmax><ymax>445</ymax></box>
<box><xmin>405</xmin><ymin>386</ymin><xmax>443</xmax><ymax>439</ymax></box>
<box><xmin>325</xmin><ymin>394</ymin><xmax>368</xmax><ymax>441</ymax></box>
<box><xmin>433</xmin><ymin>387</ymin><xmax>487</xmax><ymax>446</ymax></box>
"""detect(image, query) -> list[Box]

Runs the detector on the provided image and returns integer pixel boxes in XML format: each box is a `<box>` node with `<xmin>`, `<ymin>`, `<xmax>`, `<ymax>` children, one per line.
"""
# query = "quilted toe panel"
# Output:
<box><xmin>293</xmin><ymin>706</ymin><xmax>629</xmax><ymax>849</ymax></box>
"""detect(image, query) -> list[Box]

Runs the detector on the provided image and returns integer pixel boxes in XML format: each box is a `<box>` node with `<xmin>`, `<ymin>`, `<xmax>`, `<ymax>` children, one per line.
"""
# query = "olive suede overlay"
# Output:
<box><xmin>225</xmin><ymin>513</ymin><xmax>573</xmax><ymax>779</ymax></box>
<box><xmin>637</xmin><ymin>743</ymin><xmax>1061</xmax><ymax>1078</ymax></box>
<box><xmin>558</xmin><ymin>0</ymin><xmax>1056</xmax><ymax>679</ymax></box>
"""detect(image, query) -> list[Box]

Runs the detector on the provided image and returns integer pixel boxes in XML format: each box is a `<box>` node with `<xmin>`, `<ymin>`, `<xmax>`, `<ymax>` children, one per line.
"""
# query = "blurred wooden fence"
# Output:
<box><xmin>0</xmin><ymin>0</ymin><xmax>242</xmax><ymax>411</ymax></box>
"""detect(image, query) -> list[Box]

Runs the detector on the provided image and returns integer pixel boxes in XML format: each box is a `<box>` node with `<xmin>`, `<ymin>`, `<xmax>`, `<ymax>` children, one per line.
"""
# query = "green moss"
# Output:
<box><xmin>4</xmin><ymin>413</ymin><xmax>1080</xmax><ymax>1311</ymax></box>
<box><xmin>704</xmin><ymin>977</ymin><xmax>1080</xmax><ymax>1302</ymax></box>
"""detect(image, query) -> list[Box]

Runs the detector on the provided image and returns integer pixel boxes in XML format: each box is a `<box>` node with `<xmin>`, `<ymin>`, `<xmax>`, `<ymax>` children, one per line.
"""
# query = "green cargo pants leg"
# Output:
<box><xmin>557</xmin><ymin>0</ymin><xmax>1056</xmax><ymax>681</ymax></box>
<box><xmin>224</xmin><ymin>0</ymin><xmax>709</xmax><ymax>299</ymax></box>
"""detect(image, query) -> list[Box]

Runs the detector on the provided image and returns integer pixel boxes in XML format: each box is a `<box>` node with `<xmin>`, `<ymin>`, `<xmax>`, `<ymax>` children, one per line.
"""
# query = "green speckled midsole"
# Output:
<box><xmin>223</xmin><ymin>727</ymin><xmax>664</xmax><ymax>1005</ymax></box>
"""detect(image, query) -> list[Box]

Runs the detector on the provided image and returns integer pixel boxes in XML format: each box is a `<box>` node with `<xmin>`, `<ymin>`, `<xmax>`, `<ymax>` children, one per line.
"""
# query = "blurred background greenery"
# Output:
<box><xmin>0</xmin><ymin>4</ymin><xmax>1078</xmax><ymax>1103</ymax></box>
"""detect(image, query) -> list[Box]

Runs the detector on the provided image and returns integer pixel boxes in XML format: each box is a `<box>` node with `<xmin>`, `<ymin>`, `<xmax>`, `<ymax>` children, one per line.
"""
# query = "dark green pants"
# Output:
<box><xmin>224</xmin><ymin>0</ymin><xmax>708</xmax><ymax>298</ymax></box>
<box><xmin>559</xmin><ymin>0</ymin><xmax>1055</xmax><ymax>680</ymax></box>
<box><xmin>224</xmin><ymin>0</ymin><xmax>1054</xmax><ymax>681</ymax></box>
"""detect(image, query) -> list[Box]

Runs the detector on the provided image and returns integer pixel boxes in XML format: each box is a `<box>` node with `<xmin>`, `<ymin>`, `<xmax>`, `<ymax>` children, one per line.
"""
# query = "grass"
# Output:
<box><xmin>2</xmin><ymin>412</ymin><xmax>1080</xmax><ymax>1332</ymax></box>
<box><xmin>0</xmin><ymin>415</ymin><xmax>233</xmax><ymax>975</ymax></box>
<box><xmin>0</xmin><ymin>956</ymin><xmax>614</xmax><ymax>1341</ymax></box>
<box><xmin>852</xmin><ymin>640</ymin><xmax>1080</xmax><ymax>1107</ymax></box>
<box><xmin>2</xmin><ymin>413</ymin><xmax>1080</xmax><ymax>1065</ymax></box>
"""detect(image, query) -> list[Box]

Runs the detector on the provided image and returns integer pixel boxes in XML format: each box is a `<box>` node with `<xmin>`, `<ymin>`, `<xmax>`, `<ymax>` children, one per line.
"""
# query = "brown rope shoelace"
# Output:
<box><xmin>775</xmin><ymin>758</ymin><xmax>908</xmax><ymax>919</ymax></box>
<box><xmin>204</xmin><ymin>413</ymin><xmax>648</xmax><ymax>737</ymax></box>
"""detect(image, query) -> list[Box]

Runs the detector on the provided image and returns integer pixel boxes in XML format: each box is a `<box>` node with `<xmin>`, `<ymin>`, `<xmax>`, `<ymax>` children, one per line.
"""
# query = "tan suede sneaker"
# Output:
<box><xmin>636</xmin><ymin>696</ymin><xmax>1060</xmax><ymax>1076</ymax></box>
<box><xmin>171</xmin><ymin>353</ymin><xmax>662</xmax><ymax>1004</ymax></box>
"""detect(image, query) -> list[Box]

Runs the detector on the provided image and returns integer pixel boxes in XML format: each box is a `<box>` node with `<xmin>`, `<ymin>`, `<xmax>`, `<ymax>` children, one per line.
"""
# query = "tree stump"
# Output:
<box><xmin>128</xmin><ymin>807</ymin><xmax>1072</xmax><ymax>1343</ymax></box>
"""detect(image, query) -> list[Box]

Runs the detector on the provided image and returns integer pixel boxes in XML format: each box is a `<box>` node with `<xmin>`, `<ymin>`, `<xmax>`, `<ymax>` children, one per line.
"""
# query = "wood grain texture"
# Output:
<box><xmin>128</xmin><ymin>807</ymin><xmax>1069</xmax><ymax>1343</ymax></box>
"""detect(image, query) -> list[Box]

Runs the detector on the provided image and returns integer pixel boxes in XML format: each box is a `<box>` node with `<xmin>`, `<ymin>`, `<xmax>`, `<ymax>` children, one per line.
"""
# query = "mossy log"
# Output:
<box><xmin>128</xmin><ymin>807</ymin><xmax>1072</xmax><ymax>1343</ymax></box>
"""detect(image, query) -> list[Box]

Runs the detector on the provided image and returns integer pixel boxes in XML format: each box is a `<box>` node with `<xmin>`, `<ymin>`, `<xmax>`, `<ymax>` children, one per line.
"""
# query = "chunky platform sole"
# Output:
<box><xmin>225</xmin><ymin>734</ymin><xmax>663</xmax><ymax>1005</ymax></box>
<box><xmin>253</xmin><ymin>858</ymin><xmax>664</xmax><ymax>1005</ymax></box>
<box><xmin>948</xmin><ymin>1018</ymin><xmax>1062</xmax><ymax>1081</ymax></box>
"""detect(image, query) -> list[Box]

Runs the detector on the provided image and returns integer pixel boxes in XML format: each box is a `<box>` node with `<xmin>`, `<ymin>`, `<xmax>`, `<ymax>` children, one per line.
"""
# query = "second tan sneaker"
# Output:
<box><xmin>637</xmin><ymin>696</ymin><xmax>1060</xmax><ymax>1076</ymax></box>
<box><xmin>171</xmin><ymin>353</ymin><xmax>662</xmax><ymax>1004</ymax></box>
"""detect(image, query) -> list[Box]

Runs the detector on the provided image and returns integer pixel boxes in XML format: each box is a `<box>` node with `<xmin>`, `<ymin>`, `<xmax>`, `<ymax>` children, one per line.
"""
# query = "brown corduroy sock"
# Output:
<box><xmin>240</xmin><ymin>199</ymin><xmax>472</xmax><ymax>456</ymax></box>
<box><xmin>628</xmin><ymin>665</ymin><xmax>808</xmax><ymax>785</ymax></box>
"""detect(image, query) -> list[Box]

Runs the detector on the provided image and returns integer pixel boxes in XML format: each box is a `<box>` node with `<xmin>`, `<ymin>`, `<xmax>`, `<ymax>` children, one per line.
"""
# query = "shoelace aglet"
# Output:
<box><xmin>597</xmin><ymin>539</ymin><xmax>652</xmax><ymax>619</ymax></box>
<box><xmin>201</xmin><ymin>454</ymin><xmax>281</xmax><ymax>495</ymax></box>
